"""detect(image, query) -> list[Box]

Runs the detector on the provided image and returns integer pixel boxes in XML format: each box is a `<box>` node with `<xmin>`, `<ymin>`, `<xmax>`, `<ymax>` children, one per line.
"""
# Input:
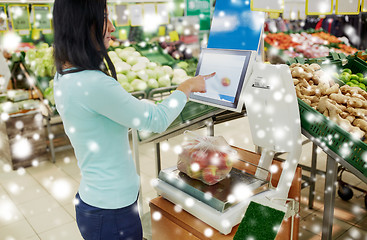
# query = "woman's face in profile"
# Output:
<box><xmin>103</xmin><ymin>10</ymin><xmax>115</xmax><ymax>49</ymax></box>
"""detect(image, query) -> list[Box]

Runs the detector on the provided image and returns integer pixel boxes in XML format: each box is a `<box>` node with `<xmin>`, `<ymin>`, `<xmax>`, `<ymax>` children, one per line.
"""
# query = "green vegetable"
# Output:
<box><xmin>117</xmin><ymin>74</ymin><xmax>128</xmax><ymax>84</ymax></box>
<box><xmin>146</xmin><ymin>69</ymin><xmax>157</xmax><ymax>79</ymax></box>
<box><xmin>137</xmin><ymin>70</ymin><xmax>149</xmax><ymax>81</ymax></box>
<box><xmin>356</xmin><ymin>73</ymin><xmax>364</xmax><ymax>78</ymax></box>
<box><xmin>359</xmin><ymin>83</ymin><xmax>366</xmax><ymax>90</ymax></box>
<box><xmin>147</xmin><ymin>79</ymin><xmax>159</xmax><ymax>89</ymax></box>
<box><xmin>350</xmin><ymin>74</ymin><xmax>359</xmax><ymax>81</ymax></box>
<box><xmin>131</xmin><ymin>79</ymin><xmax>148</xmax><ymax>91</ymax></box>
<box><xmin>115</xmin><ymin>61</ymin><xmax>131</xmax><ymax>74</ymax></box>
<box><xmin>177</xmin><ymin>61</ymin><xmax>189</xmax><ymax>69</ymax></box>
<box><xmin>126</xmin><ymin>71</ymin><xmax>137</xmax><ymax>83</ymax></box>
<box><xmin>342</xmin><ymin>68</ymin><xmax>352</xmax><ymax>74</ymax></box>
<box><xmin>120</xmin><ymin>82</ymin><xmax>134</xmax><ymax>92</ymax></box>
<box><xmin>158</xmin><ymin>75</ymin><xmax>171</xmax><ymax>87</ymax></box>
<box><xmin>351</xmin><ymin>79</ymin><xmax>359</xmax><ymax>85</ymax></box>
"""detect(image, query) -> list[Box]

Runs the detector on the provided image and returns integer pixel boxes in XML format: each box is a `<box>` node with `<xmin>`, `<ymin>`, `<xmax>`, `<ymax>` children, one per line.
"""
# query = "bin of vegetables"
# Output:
<box><xmin>108</xmin><ymin>46</ymin><xmax>192</xmax><ymax>94</ymax></box>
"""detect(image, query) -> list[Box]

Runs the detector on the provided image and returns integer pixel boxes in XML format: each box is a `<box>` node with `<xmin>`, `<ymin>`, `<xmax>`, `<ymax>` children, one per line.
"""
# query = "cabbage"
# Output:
<box><xmin>131</xmin><ymin>62</ymin><xmax>147</xmax><ymax>72</ymax></box>
<box><xmin>145</xmin><ymin>69</ymin><xmax>157</xmax><ymax>79</ymax></box>
<box><xmin>108</xmin><ymin>51</ymin><xmax>118</xmax><ymax>59</ymax></box>
<box><xmin>147</xmin><ymin>79</ymin><xmax>159</xmax><ymax>89</ymax></box>
<box><xmin>118</xmin><ymin>51</ymin><xmax>130</xmax><ymax>61</ymax></box>
<box><xmin>131</xmin><ymin>79</ymin><xmax>148</xmax><ymax>91</ymax></box>
<box><xmin>162</xmin><ymin>66</ymin><xmax>173</xmax><ymax>77</ymax></box>
<box><xmin>123</xmin><ymin>47</ymin><xmax>136</xmax><ymax>52</ymax></box>
<box><xmin>115</xmin><ymin>48</ymin><xmax>123</xmax><ymax>54</ymax></box>
<box><xmin>117</xmin><ymin>73</ymin><xmax>128</xmax><ymax>83</ymax></box>
<box><xmin>137</xmin><ymin>70</ymin><xmax>149</xmax><ymax>81</ymax></box>
<box><xmin>158</xmin><ymin>75</ymin><xmax>171</xmax><ymax>87</ymax></box>
<box><xmin>115</xmin><ymin>61</ymin><xmax>131</xmax><ymax>74</ymax></box>
<box><xmin>137</xmin><ymin>57</ymin><xmax>150</xmax><ymax>64</ymax></box>
<box><xmin>36</xmin><ymin>65</ymin><xmax>47</xmax><ymax>77</ymax></box>
<box><xmin>177</xmin><ymin>61</ymin><xmax>189</xmax><ymax>69</ymax></box>
<box><xmin>132</xmin><ymin>51</ymin><xmax>141</xmax><ymax>57</ymax></box>
<box><xmin>126</xmin><ymin>56</ymin><xmax>139</xmax><ymax>65</ymax></box>
<box><xmin>155</xmin><ymin>68</ymin><xmax>166</xmax><ymax>79</ymax></box>
<box><xmin>111</xmin><ymin>57</ymin><xmax>123</xmax><ymax>66</ymax></box>
<box><xmin>126</xmin><ymin>71</ymin><xmax>137</xmax><ymax>83</ymax></box>
<box><xmin>173</xmin><ymin>68</ymin><xmax>187</xmax><ymax>78</ymax></box>
<box><xmin>147</xmin><ymin>62</ymin><xmax>158</xmax><ymax>70</ymax></box>
<box><xmin>172</xmin><ymin>75</ymin><xmax>190</xmax><ymax>85</ymax></box>
<box><xmin>120</xmin><ymin>82</ymin><xmax>134</xmax><ymax>92</ymax></box>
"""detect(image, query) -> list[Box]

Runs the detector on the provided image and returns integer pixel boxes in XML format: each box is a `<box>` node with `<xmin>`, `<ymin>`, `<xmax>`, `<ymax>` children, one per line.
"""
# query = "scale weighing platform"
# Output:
<box><xmin>157</xmin><ymin>165</ymin><xmax>270</xmax><ymax>213</ymax></box>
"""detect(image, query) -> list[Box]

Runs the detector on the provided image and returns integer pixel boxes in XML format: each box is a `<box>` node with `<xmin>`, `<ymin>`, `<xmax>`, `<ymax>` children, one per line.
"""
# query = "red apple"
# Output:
<box><xmin>221</xmin><ymin>77</ymin><xmax>231</xmax><ymax>87</ymax></box>
<box><xmin>217</xmin><ymin>152</ymin><xmax>232</xmax><ymax>170</ymax></box>
<box><xmin>191</xmin><ymin>150</ymin><xmax>209</xmax><ymax>169</ymax></box>
<box><xmin>202</xmin><ymin>165</ymin><xmax>220</xmax><ymax>185</ymax></box>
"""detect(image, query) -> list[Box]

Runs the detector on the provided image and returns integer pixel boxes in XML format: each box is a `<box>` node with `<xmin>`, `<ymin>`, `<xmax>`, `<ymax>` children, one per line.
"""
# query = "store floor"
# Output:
<box><xmin>0</xmin><ymin>117</ymin><xmax>366</xmax><ymax>240</ymax></box>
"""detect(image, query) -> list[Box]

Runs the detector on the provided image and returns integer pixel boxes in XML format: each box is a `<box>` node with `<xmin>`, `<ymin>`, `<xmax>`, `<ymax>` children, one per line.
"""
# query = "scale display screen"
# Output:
<box><xmin>189</xmin><ymin>48</ymin><xmax>254</xmax><ymax>112</ymax></box>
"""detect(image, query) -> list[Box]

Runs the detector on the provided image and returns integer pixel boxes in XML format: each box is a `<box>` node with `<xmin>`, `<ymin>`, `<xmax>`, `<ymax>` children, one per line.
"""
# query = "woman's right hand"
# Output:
<box><xmin>176</xmin><ymin>72</ymin><xmax>216</xmax><ymax>99</ymax></box>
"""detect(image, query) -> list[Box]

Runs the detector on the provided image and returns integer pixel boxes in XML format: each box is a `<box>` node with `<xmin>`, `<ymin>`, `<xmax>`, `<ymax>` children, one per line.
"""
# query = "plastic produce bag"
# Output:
<box><xmin>177</xmin><ymin>131</ymin><xmax>238</xmax><ymax>185</ymax></box>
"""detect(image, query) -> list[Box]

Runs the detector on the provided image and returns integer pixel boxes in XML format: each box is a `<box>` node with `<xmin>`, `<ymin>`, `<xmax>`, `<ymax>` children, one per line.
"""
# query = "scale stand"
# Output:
<box><xmin>154</xmin><ymin>62</ymin><xmax>302</xmax><ymax>235</ymax></box>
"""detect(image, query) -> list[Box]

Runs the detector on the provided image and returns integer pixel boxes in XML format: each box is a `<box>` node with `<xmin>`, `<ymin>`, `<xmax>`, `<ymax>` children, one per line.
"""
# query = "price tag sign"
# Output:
<box><xmin>9</xmin><ymin>4</ymin><xmax>31</xmax><ymax>31</ymax></box>
<box><xmin>169</xmin><ymin>31</ymin><xmax>179</xmax><ymax>41</ymax></box>
<box><xmin>363</xmin><ymin>0</ymin><xmax>367</xmax><ymax>12</ymax></box>
<box><xmin>143</xmin><ymin>3</ymin><xmax>159</xmax><ymax>31</ymax></box>
<box><xmin>0</xmin><ymin>5</ymin><xmax>8</xmax><ymax>32</ymax></box>
<box><xmin>158</xmin><ymin>26</ymin><xmax>166</xmax><ymax>36</ymax></box>
<box><xmin>335</xmin><ymin>0</ymin><xmax>360</xmax><ymax>15</ymax></box>
<box><xmin>115</xmin><ymin>4</ymin><xmax>129</xmax><ymax>26</ymax></box>
<box><xmin>251</xmin><ymin>0</ymin><xmax>284</xmax><ymax>13</ymax></box>
<box><xmin>306</xmin><ymin>0</ymin><xmax>333</xmax><ymax>15</ymax></box>
<box><xmin>186</xmin><ymin>0</ymin><xmax>210</xmax><ymax>30</ymax></box>
<box><xmin>268</xmin><ymin>12</ymin><xmax>280</xmax><ymax>19</ymax></box>
<box><xmin>157</xmin><ymin>3</ymin><xmax>169</xmax><ymax>25</ymax></box>
<box><xmin>129</xmin><ymin>4</ymin><xmax>143</xmax><ymax>26</ymax></box>
<box><xmin>33</xmin><ymin>5</ymin><xmax>52</xmax><ymax>30</ymax></box>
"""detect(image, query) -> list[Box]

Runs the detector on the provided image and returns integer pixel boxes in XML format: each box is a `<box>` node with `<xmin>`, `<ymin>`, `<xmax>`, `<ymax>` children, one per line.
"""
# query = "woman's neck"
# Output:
<box><xmin>62</xmin><ymin>62</ymin><xmax>74</xmax><ymax>70</ymax></box>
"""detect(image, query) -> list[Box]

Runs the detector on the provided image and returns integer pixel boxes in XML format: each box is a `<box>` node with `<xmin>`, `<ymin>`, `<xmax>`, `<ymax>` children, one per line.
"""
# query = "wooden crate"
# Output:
<box><xmin>0</xmin><ymin>110</ymin><xmax>49</xmax><ymax>170</ymax></box>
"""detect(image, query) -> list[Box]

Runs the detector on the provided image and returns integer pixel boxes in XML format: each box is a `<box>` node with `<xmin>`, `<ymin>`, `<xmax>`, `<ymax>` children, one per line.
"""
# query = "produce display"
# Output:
<box><xmin>159</xmin><ymin>41</ymin><xmax>194</xmax><ymax>60</ymax></box>
<box><xmin>265</xmin><ymin>32</ymin><xmax>300</xmax><ymax>50</ymax></box>
<box><xmin>24</xmin><ymin>43</ymin><xmax>55</xmax><ymax>78</ymax></box>
<box><xmin>333</xmin><ymin>69</ymin><xmax>367</xmax><ymax>91</ymax></box>
<box><xmin>356</xmin><ymin>51</ymin><xmax>367</xmax><ymax>62</ymax></box>
<box><xmin>108</xmin><ymin>46</ymin><xmax>192</xmax><ymax>92</ymax></box>
<box><xmin>177</xmin><ymin>134</ymin><xmax>237</xmax><ymax>185</ymax></box>
<box><xmin>291</xmin><ymin>63</ymin><xmax>367</xmax><ymax>142</ymax></box>
<box><xmin>265</xmin><ymin>31</ymin><xmax>358</xmax><ymax>59</ymax></box>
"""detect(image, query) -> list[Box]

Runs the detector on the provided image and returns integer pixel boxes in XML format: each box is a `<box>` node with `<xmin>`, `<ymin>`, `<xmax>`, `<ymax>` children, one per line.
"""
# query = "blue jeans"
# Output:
<box><xmin>75</xmin><ymin>193</ymin><xmax>142</xmax><ymax>240</ymax></box>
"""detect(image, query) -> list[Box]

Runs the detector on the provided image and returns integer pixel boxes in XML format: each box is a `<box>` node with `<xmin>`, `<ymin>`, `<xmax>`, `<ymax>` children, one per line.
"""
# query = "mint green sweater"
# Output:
<box><xmin>54</xmin><ymin>70</ymin><xmax>187</xmax><ymax>209</ymax></box>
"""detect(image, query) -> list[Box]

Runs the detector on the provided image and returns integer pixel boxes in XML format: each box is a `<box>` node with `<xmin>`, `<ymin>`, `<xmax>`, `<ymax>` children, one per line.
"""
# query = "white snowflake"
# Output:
<box><xmin>51</xmin><ymin>179</ymin><xmax>72</xmax><ymax>200</ymax></box>
<box><xmin>12</xmin><ymin>138</ymin><xmax>32</xmax><ymax>159</ymax></box>
<box><xmin>161</xmin><ymin>142</ymin><xmax>170</xmax><ymax>152</ymax></box>
<box><xmin>152</xmin><ymin>211</ymin><xmax>162</xmax><ymax>221</ymax></box>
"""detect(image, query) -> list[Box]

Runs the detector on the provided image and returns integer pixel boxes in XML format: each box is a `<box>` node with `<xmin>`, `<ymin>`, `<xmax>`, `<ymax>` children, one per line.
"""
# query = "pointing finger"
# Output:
<box><xmin>203</xmin><ymin>72</ymin><xmax>216</xmax><ymax>80</ymax></box>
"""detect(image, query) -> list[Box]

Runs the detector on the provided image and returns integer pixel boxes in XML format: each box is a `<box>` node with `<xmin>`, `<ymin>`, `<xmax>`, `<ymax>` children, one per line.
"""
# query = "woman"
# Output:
<box><xmin>52</xmin><ymin>0</ymin><xmax>215</xmax><ymax>239</ymax></box>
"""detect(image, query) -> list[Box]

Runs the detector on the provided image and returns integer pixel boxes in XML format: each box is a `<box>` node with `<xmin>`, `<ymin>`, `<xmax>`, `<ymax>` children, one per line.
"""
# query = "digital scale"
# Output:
<box><xmin>153</xmin><ymin>1</ymin><xmax>302</xmax><ymax>237</ymax></box>
<box><xmin>153</xmin><ymin>48</ymin><xmax>302</xmax><ymax>235</ymax></box>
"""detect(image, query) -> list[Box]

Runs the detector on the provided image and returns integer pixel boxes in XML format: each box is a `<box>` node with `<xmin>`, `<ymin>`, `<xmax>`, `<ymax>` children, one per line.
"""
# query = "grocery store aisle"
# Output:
<box><xmin>0</xmin><ymin>117</ymin><xmax>366</xmax><ymax>239</ymax></box>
